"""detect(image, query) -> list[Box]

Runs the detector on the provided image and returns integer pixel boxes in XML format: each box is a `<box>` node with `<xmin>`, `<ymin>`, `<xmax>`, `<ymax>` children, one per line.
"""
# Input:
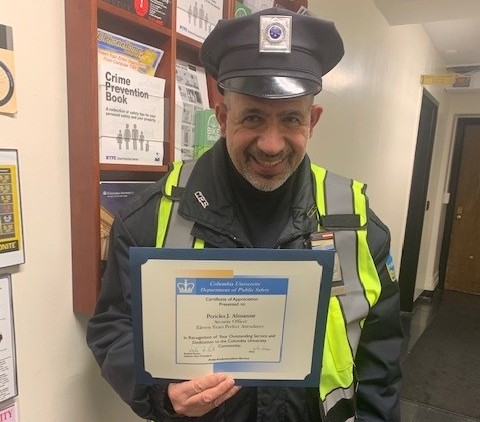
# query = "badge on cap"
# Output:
<box><xmin>259</xmin><ymin>15</ymin><xmax>292</xmax><ymax>53</ymax></box>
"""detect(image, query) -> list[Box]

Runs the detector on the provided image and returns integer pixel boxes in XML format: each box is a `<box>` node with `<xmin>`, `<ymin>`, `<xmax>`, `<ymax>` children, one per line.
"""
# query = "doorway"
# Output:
<box><xmin>440</xmin><ymin>118</ymin><xmax>480</xmax><ymax>295</ymax></box>
<box><xmin>399</xmin><ymin>90</ymin><xmax>439</xmax><ymax>312</ymax></box>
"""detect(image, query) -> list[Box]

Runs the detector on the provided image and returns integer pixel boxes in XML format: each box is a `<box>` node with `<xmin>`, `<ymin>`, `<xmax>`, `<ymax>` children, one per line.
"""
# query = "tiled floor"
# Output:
<box><xmin>400</xmin><ymin>290</ymin><xmax>442</xmax><ymax>361</ymax></box>
<box><xmin>401</xmin><ymin>399</ymin><xmax>480</xmax><ymax>422</ymax></box>
<box><xmin>399</xmin><ymin>289</ymin><xmax>480</xmax><ymax>421</ymax></box>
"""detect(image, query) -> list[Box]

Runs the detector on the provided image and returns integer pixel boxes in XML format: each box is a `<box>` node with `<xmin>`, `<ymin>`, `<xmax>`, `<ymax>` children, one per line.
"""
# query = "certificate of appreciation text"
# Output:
<box><xmin>176</xmin><ymin>276</ymin><xmax>287</xmax><ymax>364</ymax></box>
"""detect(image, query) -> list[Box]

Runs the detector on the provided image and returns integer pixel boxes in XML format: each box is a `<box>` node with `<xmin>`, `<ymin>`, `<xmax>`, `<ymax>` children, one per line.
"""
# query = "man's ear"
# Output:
<box><xmin>215</xmin><ymin>101</ymin><xmax>228</xmax><ymax>138</ymax></box>
<box><xmin>309</xmin><ymin>104</ymin><xmax>323</xmax><ymax>138</ymax></box>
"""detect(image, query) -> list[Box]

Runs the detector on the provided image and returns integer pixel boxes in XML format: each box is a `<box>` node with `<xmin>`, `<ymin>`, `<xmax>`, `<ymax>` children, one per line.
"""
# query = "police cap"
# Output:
<box><xmin>200</xmin><ymin>7</ymin><xmax>344</xmax><ymax>99</ymax></box>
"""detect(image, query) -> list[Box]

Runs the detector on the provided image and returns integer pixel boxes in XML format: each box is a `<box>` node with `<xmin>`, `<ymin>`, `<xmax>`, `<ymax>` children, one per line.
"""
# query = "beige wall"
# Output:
<box><xmin>1</xmin><ymin>0</ymin><xmax>477</xmax><ymax>420</ymax></box>
<box><xmin>1</xmin><ymin>1</ymin><xmax>140</xmax><ymax>421</ymax></box>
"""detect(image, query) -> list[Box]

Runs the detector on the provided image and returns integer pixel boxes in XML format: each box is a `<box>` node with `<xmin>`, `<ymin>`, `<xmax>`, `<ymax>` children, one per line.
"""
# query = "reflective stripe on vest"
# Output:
<box><xmin>157</xmin><ymin>161</ymin><xmax>382</xmax><ymax>421</ymax></box>
<box><xmin>311</xmin><ymin>164</ymin><xmax>382</xmax><ymax>418</ymax></box>
<box><xmin>156</xmin><ymin>161</ymin><xmax>204</xmax><ymax>248</ymax></box>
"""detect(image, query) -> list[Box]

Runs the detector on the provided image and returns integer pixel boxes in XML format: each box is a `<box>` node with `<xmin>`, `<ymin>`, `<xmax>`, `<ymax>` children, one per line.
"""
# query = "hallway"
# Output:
<box><xmin>400</xmin><ymin>290</ymin><xmax>480</xmax><ymax>421</ymax></box>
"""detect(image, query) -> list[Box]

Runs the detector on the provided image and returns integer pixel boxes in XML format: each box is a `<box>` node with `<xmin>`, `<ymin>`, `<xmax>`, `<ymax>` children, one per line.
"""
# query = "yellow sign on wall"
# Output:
<box><xmin>0</xmin><ymin>150</ymin><xmax>24</xmax><ymax>268</ymax></box>
<box><xmin>420</xmin><ymin>73</ymin><xmax>457</xmax><ymax>86</ymax></box>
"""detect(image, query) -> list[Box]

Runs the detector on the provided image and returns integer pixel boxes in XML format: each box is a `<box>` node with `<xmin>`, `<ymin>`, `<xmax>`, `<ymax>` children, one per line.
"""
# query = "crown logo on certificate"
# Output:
<box><xmin>177</xmin><ymin>279</ymin><xmax>195</xmax><ymax>294</ymax></box>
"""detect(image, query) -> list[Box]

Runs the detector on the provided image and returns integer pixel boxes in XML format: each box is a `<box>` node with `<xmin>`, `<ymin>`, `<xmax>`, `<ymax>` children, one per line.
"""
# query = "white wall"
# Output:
<box><xmin>308</xmin><ymin>0</ymin><xmax>447</xmax><ymax>275</ymax></box>
<box><xmin>1</xmin><ymin>1</ymin><xmax>141</xmax><ymax>421</ymax></box>
<box><xmin>1</xmin><ymin>0</ymin><xmax>476</xmax><ymax>420</ymax></box>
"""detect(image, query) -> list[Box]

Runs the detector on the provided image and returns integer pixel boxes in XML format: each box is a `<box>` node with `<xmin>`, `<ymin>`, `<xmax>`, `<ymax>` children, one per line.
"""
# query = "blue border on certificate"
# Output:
<box><xmin>131</xmin><ymin>247</ymin><xmax>334</xmax><ymax>387</ymax></box>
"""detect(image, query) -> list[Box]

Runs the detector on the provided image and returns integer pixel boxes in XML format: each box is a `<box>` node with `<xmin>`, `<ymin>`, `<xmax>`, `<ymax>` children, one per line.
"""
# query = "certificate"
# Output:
<box><xmin>131</xmin><ymin>248</ymin><xmax>334</xmax><ymax>387</ymax></box>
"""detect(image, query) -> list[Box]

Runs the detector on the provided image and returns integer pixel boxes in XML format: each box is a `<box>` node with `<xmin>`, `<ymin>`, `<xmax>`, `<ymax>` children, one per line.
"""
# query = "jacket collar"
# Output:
<box><xmin>177</xmin><ymin>139</ymin><xmax>318</xmax><ymax>247</ymax></box>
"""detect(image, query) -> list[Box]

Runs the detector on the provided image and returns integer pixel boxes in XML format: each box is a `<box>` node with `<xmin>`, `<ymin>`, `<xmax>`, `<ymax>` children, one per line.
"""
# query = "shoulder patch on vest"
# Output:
<box><xmin>169</xmin><ymin>186</ymin><xmax>185</xmax><ymax>201</ymax></box>
<box><xmin>386</xmin><ymin>253</ymin><xmax>397</xmax><ymax>282</ymax></box>
<box><xmin>320</xmin><ymin>214</ymin><xmax>363</xmax><ymax>230</ymax></box>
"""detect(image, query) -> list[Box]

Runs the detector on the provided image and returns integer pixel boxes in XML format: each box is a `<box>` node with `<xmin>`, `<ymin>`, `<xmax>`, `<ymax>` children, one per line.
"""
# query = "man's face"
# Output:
<box><xmin>216</xmin><ymin>92</ymin><xmax>323</xmax><ymax>192</ymax></box>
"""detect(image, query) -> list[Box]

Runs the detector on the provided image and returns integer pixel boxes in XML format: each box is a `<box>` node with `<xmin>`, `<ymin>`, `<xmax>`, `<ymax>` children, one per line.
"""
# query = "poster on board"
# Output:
<box><xmin>98</xmin><ymin>62</ymin><xmax>166</xmax><ymax>166</ymax></box>
<box><xmin>0</xmin><ymin>150</ymin><xmax>24</xmax><ymax>268</ymax></box>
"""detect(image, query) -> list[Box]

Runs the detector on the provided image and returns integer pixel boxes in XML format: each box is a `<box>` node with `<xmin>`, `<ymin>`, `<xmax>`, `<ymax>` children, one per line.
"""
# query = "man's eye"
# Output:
<box><xmin>242</xmin><ymin>115</ymin><xmax>263</xmax><ymax>128</ymax></box>
<box><xmin>283</xmin><ymin>116</ymin><xmax>301</xmax><ymax>126</ymax></box>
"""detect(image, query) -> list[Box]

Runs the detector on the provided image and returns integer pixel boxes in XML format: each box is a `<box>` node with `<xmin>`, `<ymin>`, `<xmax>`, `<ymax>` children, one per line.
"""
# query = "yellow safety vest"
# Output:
<box><xmin>156</xmin><ymin>160</ymin><xmax>382</xmax><ymax>420</ymax></box>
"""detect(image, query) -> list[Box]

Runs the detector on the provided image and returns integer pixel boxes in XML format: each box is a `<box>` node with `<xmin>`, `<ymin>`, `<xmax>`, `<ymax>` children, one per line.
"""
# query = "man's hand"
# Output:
<box><xmin>167</xmin><ymin>373</ymin><xmax>241</xmax><ymax>417</ymax></box>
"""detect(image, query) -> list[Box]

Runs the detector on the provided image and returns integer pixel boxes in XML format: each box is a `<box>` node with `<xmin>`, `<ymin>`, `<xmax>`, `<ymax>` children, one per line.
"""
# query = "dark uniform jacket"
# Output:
<box><xmin>87</xmin><ymin>139</ymin><xmax>403</xmax><ymax>421</ymax></box>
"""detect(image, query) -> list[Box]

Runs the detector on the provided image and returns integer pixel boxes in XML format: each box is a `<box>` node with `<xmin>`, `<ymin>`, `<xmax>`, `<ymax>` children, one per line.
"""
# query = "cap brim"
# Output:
<box><xmin>218</xmin><ymin>76</ymin><xmax>322</xmax><ymax>99</ymax></box>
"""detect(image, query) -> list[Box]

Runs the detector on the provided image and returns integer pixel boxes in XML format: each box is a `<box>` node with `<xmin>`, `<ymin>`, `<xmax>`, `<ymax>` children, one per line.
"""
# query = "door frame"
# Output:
<box><xmin>399</xmin><ymin>89</ymin><xmax>439</xmax><ymax>312</ymax></box>
<box><xmin>439</xmin><ymin>117</ymin><xmax>480</xmax><ymax>288</ymax></box>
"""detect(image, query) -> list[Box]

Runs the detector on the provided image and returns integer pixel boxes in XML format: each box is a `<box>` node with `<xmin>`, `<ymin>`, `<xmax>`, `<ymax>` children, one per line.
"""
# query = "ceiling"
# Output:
<box><xmin>373</xmin><ymin>0</ymin><xmax>480</xmax><ymax>67</ymax></box>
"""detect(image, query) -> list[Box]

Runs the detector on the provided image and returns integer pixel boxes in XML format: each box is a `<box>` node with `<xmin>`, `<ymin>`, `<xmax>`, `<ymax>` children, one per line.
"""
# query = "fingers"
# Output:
<box><xmin>190</xmin><ymin>372</ymin><xmax>227</xmax><ymax>396</ymax></box>
<box><xmin>211</xmin><ymin>381</ymin><xmax>241</xmax><ymax>407</ymax></box>
<box><xmin>168</xmin><ymin>373</ymin><xmax>240</xmax><ymax>417</ymax></box>
<box><xmin>197</xmin><ymin>375</ymin><xmax>240</xmax><ymax>406</ymax></box>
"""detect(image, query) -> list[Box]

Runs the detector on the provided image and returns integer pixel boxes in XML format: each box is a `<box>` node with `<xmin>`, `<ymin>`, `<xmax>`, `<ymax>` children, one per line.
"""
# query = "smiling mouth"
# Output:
<box><xmin>250</xmin><ymin>156</ymin><xmax>285</xmax><ymax>176</ymax></box>
<box><xmin>253</xmin><ymin>157</ymin><xmax>283</xmax><ymax>167</ymax></box>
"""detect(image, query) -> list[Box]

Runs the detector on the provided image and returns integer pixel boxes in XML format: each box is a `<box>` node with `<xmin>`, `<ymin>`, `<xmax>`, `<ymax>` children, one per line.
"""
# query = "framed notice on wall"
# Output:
<box><xmin>0</xmin><ymin>274</ymin><xmax>18</xmax><ymax>403</ymax></box>
<box><xmin>0</xmin><ymin>150</ymin><xmax>24</xmax><ymax>268</ymax></box>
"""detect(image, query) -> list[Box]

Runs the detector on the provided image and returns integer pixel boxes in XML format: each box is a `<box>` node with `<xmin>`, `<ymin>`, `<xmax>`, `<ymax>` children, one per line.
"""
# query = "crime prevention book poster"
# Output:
<box><xmin>98</xmin><ymin>62</ymin><xmax>166</xmax><ymax>166</ymax></box>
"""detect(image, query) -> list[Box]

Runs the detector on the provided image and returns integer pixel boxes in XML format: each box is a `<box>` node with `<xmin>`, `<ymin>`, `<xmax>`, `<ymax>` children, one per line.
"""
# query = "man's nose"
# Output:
<box><xmin>256</xmin><ymin>124</ymin><xmax>285</xmax><ymax>156</ymax></box>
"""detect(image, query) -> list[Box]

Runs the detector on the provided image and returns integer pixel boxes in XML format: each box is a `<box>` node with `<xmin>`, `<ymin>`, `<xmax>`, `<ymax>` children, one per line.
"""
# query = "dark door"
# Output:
<box><xmin>399</xmin><ymin>90</ymin><xmax>438</xmax><ymax>311</ymax></box>
<box><xmin>444</xmin><ymin>122</ymin><xmax>480</xmax><ymax>294</ymax></box>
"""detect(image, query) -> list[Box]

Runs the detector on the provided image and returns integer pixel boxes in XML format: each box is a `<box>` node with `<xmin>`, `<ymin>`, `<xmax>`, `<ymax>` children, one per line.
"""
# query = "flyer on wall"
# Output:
<box><xmin>130</xmin><ymin>248</ymin><xmax>334</xmax><ymax>387</ymax></box>
<box><xmin>0</xmin><ymin>24</ymin><xmax>16</xmax><ymax>115</ymax></box>
<box><xmin>0</xmin><ymin>150</ymin><xmax>24</xmax><ymax>269</ymax></box>
<box><xmin>98</xmin><ymin>62</ymin><xmax>166</xmax><ymax>166</ymax></box>
<box><xmin>0</xmin><ymin>274</ymin><xmax>18</xmax><ymax>403</ymax></box>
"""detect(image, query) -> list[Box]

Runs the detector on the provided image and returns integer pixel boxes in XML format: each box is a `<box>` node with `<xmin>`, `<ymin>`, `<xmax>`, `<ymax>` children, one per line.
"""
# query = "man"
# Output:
<box><xmin>87</xmin><ymin>7</ymin><xmax>403</xmax><ymax>421</ymax></box>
